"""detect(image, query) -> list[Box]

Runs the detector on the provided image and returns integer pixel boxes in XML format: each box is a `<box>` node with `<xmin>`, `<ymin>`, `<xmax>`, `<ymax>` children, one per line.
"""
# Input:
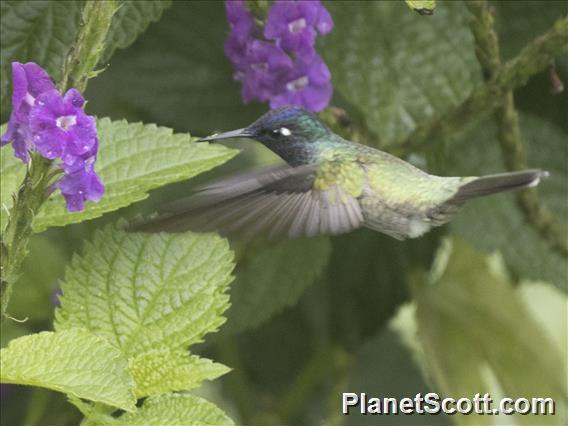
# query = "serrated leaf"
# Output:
<box><xmin>101</xmin><ymin>0</ymin><xmax>171</xmax><ymax>64</ymax></box>
<box><xmin>85</xmin><ymin>1</ymin><xmax>264</xmax><ymax>136</ymax></box>
<box><xmin>411</xmin><ymin>238</ymin><xmax>567</xmax><ymax>425</ymax></box>
<box><xmin>129</xmin><ymin>348</ymin><xmax>229</xmax><ymax>398</ymax></box>
<box><xmin>405</xmin><ymin>0</ymin><xmax>436</xmax><ymax>15</ymax></box>
<box><xmin>0</xmin><ymin>328</ymin><xmax>136</xmax><ymax>412</ymax></box>
<box><xmin>225</xmin><ymin>237</ymin><xmax>331</xmax><ymax>333</ymax></box>
<box><xmin>321</xmin><ymin>1</ymin><xmax>480</xmax><ymax>147</ymax></box>
<box><xmin>31</xmin><ymin>118</ymin><xmax>237</xmax><ymax>232</ymax></box>
<box><xmin>55</xmin><ymin>225</ymin><xmax>234</xmax><ymax>357</ymax></box>
<box><xmin>0</xmin><ymin>1</ymin><xmax>83</xmax><ymax>122</ymax></box>
<box><xmin>116</xmin><ymin>394</ymin><xmax>234</xmax><ymax>426</ymax></box>
<box><xmin>444</xmin><ymin>114</ymin><xmax>567</xmax><ymax>291</ymax></box>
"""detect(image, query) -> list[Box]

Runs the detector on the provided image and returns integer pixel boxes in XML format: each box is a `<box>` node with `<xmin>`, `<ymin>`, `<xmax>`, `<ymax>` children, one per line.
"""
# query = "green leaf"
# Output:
<box><xmin>0</xmin><ymin>138</ymin><xmax>24</xmax><ymax>233</ymax></box>
<box><xmin>225</xmin><ymin>238</ymin><xmax>331</xmax><ymax>333</ymax></box>
<box><xmin>85</xmin><ymin>1</ymin><xmax>264</xmax><ymax>136</ymax></box>
<box><xmin>444</xmin><ymin>114</ymin><xmax>567</xmax><ymax>290</ymax></box>
<box><xmin>0</xmin><ymin>328</ymin><xmax>136</xmax><ymax>412</ymax></box>
<box><xmin>55</xmin><ymin>225</ymin><xmax>234</xmax><ymax>357</ymax></box>
<box><xmin>517</xmin><ymin>281</ymin><xmax>567</xmax><ymax>362</ymax></box>
<box><xmin>405</xmin><ymin>0</ymin><xmax>436</xmax><ymax>15</ymax></box>
<box><xmin>116</xmin><ymin>394</ymin><xmax>234</xmax><ymax>426</ymax></box>
<box><xmin>321</xmin><ymin>1</ymin><xmax>480</xmax><ymax>147</ymax></box>
<box><xmin>410</xmin><ymin>238</ymin><xmax>567</xmax><ymax>425</ymax></box>
<box><xmin>0</xmin><ymin>1</ymin><xmax>83</xmax><ymax>122</ymax></box>
<box><xmin>32</xmin><ymin>118</ymin><xmax>237</xmax><ymax>232</ymax></box>
<box><xmin>101</xmin><ymin>0</ymin><xmax>172</xmax><ymax>64</ymax></box>
<box><xmin>129</xmin><ymin>348</ymin><xmax>229</xmax><ymax>398</ymax></box>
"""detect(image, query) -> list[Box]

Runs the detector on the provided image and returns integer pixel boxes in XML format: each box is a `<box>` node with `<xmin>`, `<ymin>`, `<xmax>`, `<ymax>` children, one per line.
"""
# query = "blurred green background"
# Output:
<box><xmin>1</xmin><ymin>1</ymin><xmax>566</xmax><ymax>425</ymax></box>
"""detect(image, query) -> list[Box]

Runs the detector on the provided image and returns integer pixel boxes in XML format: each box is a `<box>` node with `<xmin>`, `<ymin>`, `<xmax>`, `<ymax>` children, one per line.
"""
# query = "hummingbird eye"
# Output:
<box><xmin>271</xmin><ymin>127</ymin><xmax>291</xmax><ymax>138</ymax></box>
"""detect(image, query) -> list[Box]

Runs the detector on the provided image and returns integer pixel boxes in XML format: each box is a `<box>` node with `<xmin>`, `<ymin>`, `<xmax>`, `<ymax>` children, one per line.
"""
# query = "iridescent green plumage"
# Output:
<box><xmin>130</xmin><ymin>107</ymin><xmax>547</xmax><ymax>240</ymax></box>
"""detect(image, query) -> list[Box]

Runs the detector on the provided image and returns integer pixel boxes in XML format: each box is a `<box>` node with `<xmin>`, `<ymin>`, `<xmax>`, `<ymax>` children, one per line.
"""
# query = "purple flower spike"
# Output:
<box><xmin>224</xmin><ymin>0</ymin><xmax>334</xmax><ymax>112</ymax></box>
<box><xmin>265</xmin><ymin>0</ymin><xmax>333</xmax><ymax>57</ymax></box>
<box><xmin>1</xmin><ymin>62</ymin><xmax>56</xmax><ymax>162</ymax></box>
<box><xmin>2</xmin><ymin>61</ymin><xmax>104</xmax><ymax>212</ymax></box>
<box><xmin>270</xmin><ymin>54</ymin><xmax>332</xmax><ymax>112</ymax></box>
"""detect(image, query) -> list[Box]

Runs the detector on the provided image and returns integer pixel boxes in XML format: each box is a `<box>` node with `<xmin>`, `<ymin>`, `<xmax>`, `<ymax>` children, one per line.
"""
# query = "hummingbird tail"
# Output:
<box><xmin>452</xmin><ymin>169</ymin><xmax>548</xmax><ymax>203</ymax></box>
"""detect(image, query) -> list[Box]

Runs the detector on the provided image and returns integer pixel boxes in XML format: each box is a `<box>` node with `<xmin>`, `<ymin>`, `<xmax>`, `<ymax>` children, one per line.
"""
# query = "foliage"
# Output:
<box><xmin>321</xmin><ymin>1</ymin><xmax>480</xmax><ymax>147</ymax></box>
<box><xmin>0</xmin><ymin>328</ymin><xmax>136</xmax><ymax>411</ymax></box>
<box><xmin>225</xmin><ymin>237</ymin><xmax>331</xmax><ymax>333</ymax></box>
<box><xmin>410</xmin><ymin>238</ymin><xmax>566</xmax><ymax>425</ymax></box>
<box><xmin>1</xmin><ymin>1</ymin><xmax>566</xmax><ymax>425</ymax></box>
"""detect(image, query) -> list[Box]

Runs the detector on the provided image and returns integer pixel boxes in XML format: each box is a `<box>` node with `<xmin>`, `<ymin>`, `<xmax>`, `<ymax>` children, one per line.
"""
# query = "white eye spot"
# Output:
<box><xmin>279</xmin><ymin>127</ymin><xmax>291</xmax><ymax>136</ymax></box>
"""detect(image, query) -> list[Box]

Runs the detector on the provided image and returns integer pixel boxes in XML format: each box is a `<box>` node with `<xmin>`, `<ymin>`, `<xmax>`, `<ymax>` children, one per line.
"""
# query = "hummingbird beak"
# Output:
<box><xmin>198</xmin><ymin>128</ymin><xmax>253</xmax><ymax>143</ymax></box>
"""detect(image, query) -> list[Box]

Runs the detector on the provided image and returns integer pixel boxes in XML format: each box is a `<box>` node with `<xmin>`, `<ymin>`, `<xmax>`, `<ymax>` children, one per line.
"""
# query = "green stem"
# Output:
<box><xmin>391</xmin><ymin>14</ymin><xmax>568</xmax><ymax>157</ymax></box>
<box><xmin>1</xmin><ymin>156</ymin><xmax>52</xmax><ymax>319</ymax></box>
<box><xmin>0</xmin><ymin>0</ymin><xmax>116</xmax><ymax>321</ymax></box>
<box><xmin>465</xmin><ymin>0</ymin><xmax>568</xmax><ymax>257</ymax></box>
<box><xmin>60</xmin><ymin>1</ymin><xmax>117</xmax><ymax>93</ymax></box>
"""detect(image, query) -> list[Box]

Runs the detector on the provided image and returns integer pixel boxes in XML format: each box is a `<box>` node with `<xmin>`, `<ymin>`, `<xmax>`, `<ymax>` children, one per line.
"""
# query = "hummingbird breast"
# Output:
<box><xmin>322</xmin><ymin>144</ymin><xmax>465</xmax><ymax>240</ymax></box>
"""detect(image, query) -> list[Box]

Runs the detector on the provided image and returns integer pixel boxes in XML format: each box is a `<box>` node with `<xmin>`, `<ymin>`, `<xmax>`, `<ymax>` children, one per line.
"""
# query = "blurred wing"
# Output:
<box><xmin>128</xmin><ymin>163</ymin><xmax>364</xmax><ymax>239</ymax></box>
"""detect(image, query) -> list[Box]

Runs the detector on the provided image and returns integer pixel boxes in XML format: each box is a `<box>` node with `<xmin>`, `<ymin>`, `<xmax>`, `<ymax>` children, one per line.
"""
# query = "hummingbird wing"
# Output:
<box><xmin>128</xmin><ymin>163</ymin><xmax>364</xmax><ymax>239</ymax></box>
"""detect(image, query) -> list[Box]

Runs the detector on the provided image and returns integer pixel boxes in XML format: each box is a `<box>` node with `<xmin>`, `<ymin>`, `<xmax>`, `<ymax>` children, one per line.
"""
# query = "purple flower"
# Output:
<box><xmin>1</xmin><ymin>61</ymin><xmax>104</xmax><ymax>212</ymax></box>
<box><xmin>30</xmin><ymin>88</ymin><xmax>97</xmax><ymax>163</ymax></box>
<box><xmin>270</xmin><ymin>54</ymin><xmax>332</xmax><ymax>112</ymax></box>
<box><xmin>265</xmin><ymin>0</ymin><xmax>333</xmax><ymax>58</ymax></box>
<box><xmin>241</xmin><ymin>40</ymin><xmax>294</xmax><ymax>102</ymax></box>
<box><xmin>58</xmin><ymin>162</ymin><xmax>104</xmax><ymax>212</ymax></box>
<box><xmin>1</xmin><ymin>62</ymin><xmax>56</xmax><ymax>162</ymax></box>
<box><xmin>223</xmin><ymin>0</ymin><xmax>334</xmax><ymax>112</ymax></box>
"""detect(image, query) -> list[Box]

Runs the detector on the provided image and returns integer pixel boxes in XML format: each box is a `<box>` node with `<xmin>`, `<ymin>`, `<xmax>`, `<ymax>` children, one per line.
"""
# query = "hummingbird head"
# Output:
<box><xmin>199</xmin><ymin>107</ymin><xmax>331</xmax><ymax>164</ymax></box>
<box><xmin>245</xmin><ymin>106</ymin><xmax>330</xmax><ymax>145</ymax></box>
<box><xmin>201</xmin><ymin>106</ymin><xmax>330</xmax><ymax>148</ymax></box>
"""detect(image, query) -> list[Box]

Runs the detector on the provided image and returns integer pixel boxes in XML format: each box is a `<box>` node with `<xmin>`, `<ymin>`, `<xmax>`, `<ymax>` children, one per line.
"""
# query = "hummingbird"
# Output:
<box><xmin>130</xmin><ymin>106</ymin><xmax>547</xmax><ymax>240</ymax></box>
